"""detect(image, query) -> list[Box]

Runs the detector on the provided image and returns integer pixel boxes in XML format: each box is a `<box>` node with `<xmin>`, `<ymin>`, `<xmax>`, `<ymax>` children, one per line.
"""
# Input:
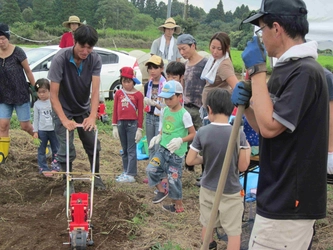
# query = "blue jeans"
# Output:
<box><xmin>53</xmin><ymin>112</ymin><xmax>101</xmax><ymax>173</ymax></box>
<box><xmin>37</xmin><ymin>130</ymin><xmax>59</xmax><ymax>170</ymax></box>
<box><xmin>146</xmin><ymin>146</ymin><xmax>183</xmax><ymax>200</ymax></box>
<box><xmin>117</xmin><ymin>120</ymin><xmax>137</xmax><ymax>176</ymax></box>
<box><xmin>145</xmin><ymin>113</ymin><xmax>160</xmax><ymax>159</ymax></box>
<box><xmin>0</xmin><ymin>102</ymin><xmax>31</xmax><ymax>121</ymax></box>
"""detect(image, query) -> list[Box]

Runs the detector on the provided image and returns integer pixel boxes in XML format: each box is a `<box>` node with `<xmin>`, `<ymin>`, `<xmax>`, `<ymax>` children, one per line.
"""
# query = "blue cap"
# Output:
<box><xmin>158</xmin><ymin>80</ymin><xmax>183</xmax><ymax>98</ymax></box>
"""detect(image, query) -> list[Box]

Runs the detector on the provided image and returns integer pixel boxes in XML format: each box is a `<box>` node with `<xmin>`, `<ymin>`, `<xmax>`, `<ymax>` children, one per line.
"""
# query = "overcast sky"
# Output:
<box><xmin>161</xmin><ymin>0</ymin><xmax>333</xmax><ymax>41</ymax></box>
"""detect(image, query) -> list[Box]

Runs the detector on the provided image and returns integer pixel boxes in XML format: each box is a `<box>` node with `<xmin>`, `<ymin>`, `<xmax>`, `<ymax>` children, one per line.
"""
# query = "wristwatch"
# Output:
<box><xmin>247</xmin><ymin>63</ymin><xmax>267</xmax><ymax>77</ymax></box>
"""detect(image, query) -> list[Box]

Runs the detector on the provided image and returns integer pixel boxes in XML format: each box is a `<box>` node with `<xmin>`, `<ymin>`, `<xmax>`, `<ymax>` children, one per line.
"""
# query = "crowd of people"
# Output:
<box><xmin>0</xmin><ymin>0</ymin><xmax>332</xmax><ymax>247</ymax></box>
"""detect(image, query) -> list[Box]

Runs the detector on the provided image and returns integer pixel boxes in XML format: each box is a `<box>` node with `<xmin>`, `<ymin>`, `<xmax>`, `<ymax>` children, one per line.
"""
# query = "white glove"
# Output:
<box><xmin>144</xmin><ymin>97</ymin><xmax>157</xmax><ymax>106</ymax></box>
<box><xmin>166</xmin><ymin>137</ymin><xmax>183</xmax><ymax>153</ymax></box>
<box><xmin>112</xmin><ymin>126</ymin><xmax>119</xmax><ymax>140</ymax></box>
<box><xmin>135</xmin><ymin>129</ymin><xmax>143</xmax><ymax>143</ymax></box>
<box><xmin>328</xmin><ymin>152</ymin><xmax>333</xmax><ymax>174</ymax></box>
<box><xmin>149</xmin><ymin>134</ymin><xmax>161</xmax><ymax>149</ymax></box>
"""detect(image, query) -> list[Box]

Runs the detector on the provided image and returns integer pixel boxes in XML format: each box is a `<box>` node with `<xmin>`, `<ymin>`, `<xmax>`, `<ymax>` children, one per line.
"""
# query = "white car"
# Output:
<box><xmin>25</xmin><ymin>45</ymin><xmax>142</xmax><ymax>102</ymax></box>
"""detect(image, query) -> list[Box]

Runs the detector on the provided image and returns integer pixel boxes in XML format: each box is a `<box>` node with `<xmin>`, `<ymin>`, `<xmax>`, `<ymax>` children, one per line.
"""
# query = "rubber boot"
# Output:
<box><xmin>0</xmin><ymin>137</ymin><xmax>10</xmax><ymax>165</ymax></box>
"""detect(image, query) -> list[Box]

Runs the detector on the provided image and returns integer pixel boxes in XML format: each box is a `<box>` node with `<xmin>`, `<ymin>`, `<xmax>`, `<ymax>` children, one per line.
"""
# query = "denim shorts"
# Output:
<box><xmin>0</xmin><ymin>102</ymin><xmax>31</xmax><ymax>121</ymax></box>
<box><xmin>146</xmin><ymin>146</ymin><xmax>183</xmax><ymax>200</ymax></box>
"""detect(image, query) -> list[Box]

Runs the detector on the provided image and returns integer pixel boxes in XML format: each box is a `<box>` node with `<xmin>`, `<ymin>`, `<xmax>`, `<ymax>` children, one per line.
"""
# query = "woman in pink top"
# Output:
<box><xmin>59</xmin><ymin>16</ymin><xmax>82</xmax><ymax>48</ymax></box>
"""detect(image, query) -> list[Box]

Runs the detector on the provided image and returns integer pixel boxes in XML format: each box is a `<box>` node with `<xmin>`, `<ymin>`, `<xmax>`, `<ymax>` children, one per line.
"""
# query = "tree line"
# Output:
<box><xmin>0</xmin><ymin>0</ymin><xmax>254</xmax><ymax>49</ymax></box>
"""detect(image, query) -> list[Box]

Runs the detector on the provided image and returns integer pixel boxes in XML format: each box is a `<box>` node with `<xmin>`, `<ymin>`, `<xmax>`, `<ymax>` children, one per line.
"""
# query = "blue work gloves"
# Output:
<box><xmin>231</xmin><ymin>81</ymin><xmax>252</xmax><ymax>108</ymax></box>
<box><xmin>242</xmin><ymin>36</ymin><xmax>267</xmax><ymax>76</ymax></box>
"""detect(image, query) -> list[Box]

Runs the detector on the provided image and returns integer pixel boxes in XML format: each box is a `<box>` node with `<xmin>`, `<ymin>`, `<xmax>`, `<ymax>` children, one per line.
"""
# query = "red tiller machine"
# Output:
<box><xmin>64</xmin><ymin>126</ymin><xmax>98</xmax><ymax>249</ymax></box>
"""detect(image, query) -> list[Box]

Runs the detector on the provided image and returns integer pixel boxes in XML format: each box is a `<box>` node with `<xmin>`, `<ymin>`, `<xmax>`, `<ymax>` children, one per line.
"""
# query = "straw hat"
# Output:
<box><xmin>62</xmin><ymin>16</ymin><xmax>82</xmax><ymax>29</ymax></box>
<box><xmin>158</xmin><ymin>17</ymin><xmax>181</xmax><ymax>34</ymax></box>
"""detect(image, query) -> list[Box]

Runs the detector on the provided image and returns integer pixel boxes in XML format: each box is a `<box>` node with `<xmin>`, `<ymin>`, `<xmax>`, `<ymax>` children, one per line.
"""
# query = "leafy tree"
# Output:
<box><xmin>156</xmin><ymin>1</ymin><xmax>167</xmax><ymax>20</ymax></box>
<box><xmin>175</xmin><ymin>16</ymin><xmax>198</xmax><ymax>35</ymax></box>
<box><xmin>205</xmin><ymin>8</ymin><xmax>220</xmax><ymax>24</ymax></box>
<box><xmin>216</xmin><ymin>0</ymin><xmax>224</xmax><ymax>21</ymax></box>
<box><xmin>145</xmin><ymin>0</ymin><xmax>158</xmax><ymax>20</ymax></box>
<box><xmin>135</xmin><ymin>0</ymin><xmax>145</xmax><ymax>13</ymax></box>
<box><xmin>233</xmin><ymin>4</ymin><xmax>250</xmax><ymax>20</ymax></box>
<box><xmin>95</xmin><ymin>0</ymin><xmax>138</xmax><ymax>30</ymax></box>
<box><xmin>52</xmin><ymin>0</ymin><xmax>63</xmax><ymax>26</ymax></box>
<box><xmin>131</xmin><ymin>13</ymin><xmax>154</xmax><ymax>31</ymax></box>
<box><xmin>76</xmin><ymin>0</ymin><xmax>99</xmax><ymax>26</ymax></box>
<box><xmin>17</xmin><ymin>0</ymin><xmax>32</xmax><ymax>11</ymax></box>
<box><xmin>170</xmin><ymin>0</ymin><xmax>183</xmax><ymax>18</ymax></box>
<box><xmin>22</xmin><ymin>7</ymin><xmax>33</xmax><ymax>23</ymax></box>
<box><xmin>224</xmin><ymin>10</ymin><xmax>233</xmax><ymax>23</ymax></box>
<box><xmin>32</xmin><ymin>0</ymin><xmax>53</xmax><ymax>25</ymax></box>
<box><xmin>188</xmin><ymin>5</ymin><xmax>206</xmax><ymax>22</ymax></box>
<box><xmin>0</xmin><ymin>0</ymin><xmax>23</xmax><ymax>24</ymax></box>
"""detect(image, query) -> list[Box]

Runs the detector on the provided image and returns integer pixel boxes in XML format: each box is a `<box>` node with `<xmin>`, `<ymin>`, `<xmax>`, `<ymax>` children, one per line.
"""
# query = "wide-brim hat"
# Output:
<box><xmin>62</xmin><ymin>16</ymin><xmax>82</xmax><ymax>29</ymax></box>
<box><xmin>158</xmin><ymin>17</ymin><xmax>181</xmax><ymax>34</ymax></box>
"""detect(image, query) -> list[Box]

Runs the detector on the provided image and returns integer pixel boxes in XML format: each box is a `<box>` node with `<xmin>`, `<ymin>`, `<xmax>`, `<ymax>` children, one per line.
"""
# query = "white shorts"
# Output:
<box><xmin>249</xmin><ymin>214</ymin><xmax>315</xmax><ymax>250</ymax></box>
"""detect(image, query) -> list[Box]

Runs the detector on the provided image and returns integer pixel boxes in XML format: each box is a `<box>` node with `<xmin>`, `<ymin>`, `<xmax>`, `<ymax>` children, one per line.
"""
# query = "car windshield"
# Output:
<box><xmin>25</xmin><ymin>48</ymin><xmax>58</xmax><ymax>65</ymax></box>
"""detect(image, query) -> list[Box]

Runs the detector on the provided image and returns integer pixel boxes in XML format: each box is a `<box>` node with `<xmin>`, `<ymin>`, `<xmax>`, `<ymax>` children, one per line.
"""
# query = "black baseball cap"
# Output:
<box><xmin>242</xmin><ymin>0</ymin><xmax>308</xmax><ymax>26</ymax></box>
<box><xmin>0</xmin><ymin>23</ymin><xmax>10</xmax><ymax>40</ymax></box>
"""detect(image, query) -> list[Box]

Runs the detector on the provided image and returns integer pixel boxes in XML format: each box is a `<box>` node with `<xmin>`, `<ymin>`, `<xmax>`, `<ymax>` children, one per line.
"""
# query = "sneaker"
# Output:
<box><xmin>63</xmin><ymin>182</ymin><xmax>75</xmax><ymax>197</ymax></box>
<box><xmin>94</xmin><ymin>176</ymin><xmax>106</xmax><ymax>190</ymax></box>
<box><xmin>152</xmin><ymin>190</ymin><xmax>168</xmax><ymax>204</ymax></box>
<box><xmin>51</xmin><ymin>159</ymin><xmax>61</xmax><ymax>172</ymax></box>
<box><xmin>209</xmin><ymin>240</ymin><xmax>217</xmax><ymax>250</ymax></box>
<box><xmin>154</xmin><ymin>182</ymin><xmax>168</xmax><ymax>194</ymax></box>
<box><xmin>115</xmin><ymin>172</ymin><xmax>125</xmax><ymax>180</ymax></box>
<box><xmin>162</xmin><ymin>204</ymin><xmax>184</xmax><ymax>213</ymax></box>
<box><xmin>116</xmin><ymin>174</ymin><xmax>135</xmax><ymax>183</ymax></box>
<box><xmin>39</xmin><ymin>168</ymin><xmax>53</xmax><ymax>177</ymax></box>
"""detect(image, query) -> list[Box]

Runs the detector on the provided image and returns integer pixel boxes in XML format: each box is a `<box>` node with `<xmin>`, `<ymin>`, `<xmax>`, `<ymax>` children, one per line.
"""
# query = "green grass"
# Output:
<box><xmin>229</xmin><ymin>49</ymin><xmax>333</xmax><ymax>73</ymax></box>
<box><xmin>318</xmin><ymin>55</ymin><xmax>333</xmax><ymax>71</ymax></box>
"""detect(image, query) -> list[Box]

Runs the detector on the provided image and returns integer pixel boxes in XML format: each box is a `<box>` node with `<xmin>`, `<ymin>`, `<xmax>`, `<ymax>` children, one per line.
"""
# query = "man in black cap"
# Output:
<box><xmin>231</xmin><ymin>0</ymin><xmax>328</xmax><ymax>249</ymax></box>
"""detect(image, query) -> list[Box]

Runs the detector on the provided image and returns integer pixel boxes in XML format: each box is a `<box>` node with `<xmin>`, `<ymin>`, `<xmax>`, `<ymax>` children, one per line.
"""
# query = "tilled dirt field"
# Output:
<box><xmin>0</xmin><ymin>129</ymin><xmax>332</xmax><ymax>250</ymax></box>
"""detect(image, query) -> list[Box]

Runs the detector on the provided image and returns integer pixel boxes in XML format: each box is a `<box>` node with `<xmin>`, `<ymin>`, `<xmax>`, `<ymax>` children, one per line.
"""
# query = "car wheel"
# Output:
<box><xmin>109</xmin><ymin>80</ymin><xmax>122</xmax><ymax>100</ymax></box>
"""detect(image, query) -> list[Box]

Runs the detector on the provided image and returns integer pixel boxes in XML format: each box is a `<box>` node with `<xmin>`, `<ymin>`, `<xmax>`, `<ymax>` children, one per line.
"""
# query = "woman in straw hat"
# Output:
<box><xmin>59</xmin><ymin>15</ymin><xmax>82</xmax><ymax>48</ymax></box>
<box><xmin>150</xmin><ymin>17</ymin><xmax>182</xmax><ymax>63</ymax></box>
